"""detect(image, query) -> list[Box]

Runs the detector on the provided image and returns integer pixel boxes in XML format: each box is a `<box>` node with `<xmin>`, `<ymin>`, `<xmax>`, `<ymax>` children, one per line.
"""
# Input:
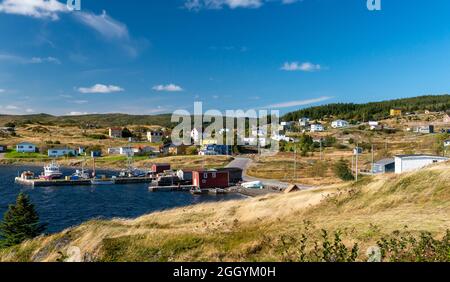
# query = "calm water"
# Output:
<box><xmin>0</xmin><ymin>165</ymin><xmax>244</xmax><ymax>234</ymax></box>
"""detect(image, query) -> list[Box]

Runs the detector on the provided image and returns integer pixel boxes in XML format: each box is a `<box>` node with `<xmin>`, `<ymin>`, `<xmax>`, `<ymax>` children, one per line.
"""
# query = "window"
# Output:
<box><xmin>433</xmin><ymin>160</ymin><xmax>438</xmax><ymax>163</ymax></box>
<box><xmin>203</xmin><ymin>173</ymin><xmax>208</xmax><ymax>179</ymax></box>
<box><xmin>212</xmin><ymin>172</ymin><xmax>216</xmax><ymax>178</ymax></box>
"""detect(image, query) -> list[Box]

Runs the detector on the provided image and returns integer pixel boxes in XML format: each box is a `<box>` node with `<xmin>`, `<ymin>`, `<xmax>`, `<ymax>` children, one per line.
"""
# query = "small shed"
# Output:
<box><xmin>284</xmin><ymin>184</ymin><xmax>301</xmax><ymax>193</ymax></box>
<box><xmin>215</xmin><ymin>167</ymin><xmax>243</xmax><ymax>184</ymax></box>
<box><xmin>152</xmin><ymin>163</ymin><xmax>171</xmax><ymax>174</ymax></box>
<box><xmin>192</xmin><ymin>170</ymin><xmax>229</xmax><ymax>189</ymax></box>
<box><xmin>0</xmin><ymin>145</ymin><xmax>7</xmax><ymax>153</ymax></box>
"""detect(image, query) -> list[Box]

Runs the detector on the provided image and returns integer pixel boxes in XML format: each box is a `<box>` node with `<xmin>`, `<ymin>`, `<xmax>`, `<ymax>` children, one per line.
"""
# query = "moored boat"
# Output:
<box><xmin>41</xmin><ymin>160</ymin><xmax>63</xmax><ymax>180</ymax></box>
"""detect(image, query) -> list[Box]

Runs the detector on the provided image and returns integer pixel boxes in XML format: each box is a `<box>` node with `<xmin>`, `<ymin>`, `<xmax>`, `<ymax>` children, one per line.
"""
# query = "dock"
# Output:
<box><xmin>148</xmin><ymin>185</ymin><xmax>196</xmax><ymax>192</ymax></box>
<box><xmin>15</xmin><ymin>177</ymin><xmax>154</xmax><ymax>187</ymax></box>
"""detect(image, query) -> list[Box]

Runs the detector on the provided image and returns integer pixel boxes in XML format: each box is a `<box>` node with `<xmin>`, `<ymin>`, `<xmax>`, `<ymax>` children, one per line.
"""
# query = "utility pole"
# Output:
<box><xmin>371</xmin><ymin>143</ymin><xmax>375</xmax><ymax>175</ymax></box>
<box><xmin>320</xmin><ymin>138</ymin><xmax>323</xmax><ymax>161</ymax></box>
<box><xmin>293</xmin><ymin>146</ymin><xmax>297</xmax><ymax>183</ymax></box>
<box><xmin>355</xmin><ymin>144</ymin><xmax>359</xmax><ymax>182</ymax></box>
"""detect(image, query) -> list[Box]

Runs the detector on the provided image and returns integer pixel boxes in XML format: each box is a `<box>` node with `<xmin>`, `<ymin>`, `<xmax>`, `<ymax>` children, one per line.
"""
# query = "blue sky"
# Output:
<box><xmin>0</xmin><ymin>0</ymin><xmax>450</xmax><ymax>116</ymax></box>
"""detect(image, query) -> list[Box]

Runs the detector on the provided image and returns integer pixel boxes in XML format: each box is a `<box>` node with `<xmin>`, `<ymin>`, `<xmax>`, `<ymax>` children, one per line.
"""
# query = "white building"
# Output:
<box><xmin>299</xmin><ymin>117</ymin><xmax>310</xmax><ymax>127</ymax></box>
<box><xmin>190</xmin><ymin>128</ymin><xmax>203</xmax><ymax>143</ymax></box>
<box><xmin>16</xmin><ymin>142</ymin><xmax>36</xmax><ymax>153</ymax></box>
<box><xmin>48</xmin><ymin>148</ymin><xmax>77</xmax><ymax>158</ymax></box>
<box><xmin>271</xmin><ymin>134</ymin><xmax>292</xmax><ymax>142</ymax></box>
<box><xmin>331</xmin><ymin>120</ymin><xmax>350</xmax><ymax>129</ymax></box>
<box><xmin>444</xmin><ymin>140</ymin><xmax>450</xmax><ymax>147</ymax></box>
<box><xmin>251</xmin><ymin>127</ymin><xmax>267</xmax><ymax>137</ymax></box>
<box><xmin>394</xmin><ymin>155</ymin><xmax>449</xmax><ymax>174</ymax></box>
<box><xmin>147</xmin><ymin>131</ymin><xmax>163</xmax><ymax>143</ymax></box>
<box><xmin>108</xmin><ymin>147</ymin><xmax>134</xmax><ymax>156</ymax></box>
<box><xmin>241</xmin><ymin>137</ymin><xmax>270</xmax><ymax>147</ymax></box>
<box><xmin>310</xmin><ymin>124</ymin><xmax>324</xmax><ymax>132</ymax></box>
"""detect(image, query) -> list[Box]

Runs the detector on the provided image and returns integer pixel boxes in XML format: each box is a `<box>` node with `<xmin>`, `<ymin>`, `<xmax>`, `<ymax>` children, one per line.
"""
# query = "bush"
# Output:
<box><xmin>334</xmin><ymin>159</ymin><xmax>354</xmax><ymax>181</ymax></box>
<box><xmin>186</xmin><ymin>146</ymin><xmax>198</xmax><ymax>155</ymax></box>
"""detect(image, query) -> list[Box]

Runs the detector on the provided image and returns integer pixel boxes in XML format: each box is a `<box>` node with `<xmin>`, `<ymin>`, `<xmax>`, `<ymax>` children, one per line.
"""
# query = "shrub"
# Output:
<box><xmin>334</xmin><ymin>159</ymin><xmax>354</xmax><ymax>181</ymax></box>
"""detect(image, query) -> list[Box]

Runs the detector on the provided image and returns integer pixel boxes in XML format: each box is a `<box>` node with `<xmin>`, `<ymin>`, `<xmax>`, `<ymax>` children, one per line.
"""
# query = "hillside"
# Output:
<box><xmin>284</xmin><ymin>94</ymin><xmax>450</xmax><ymax>121</ymax></box>
<box><xmin>1</xmin><ymin>162</ymin><xmax>449</xmax><ymax>262</ymax></box>
<box><xmin>0</xmin><ymin>113</ymin><xmax>174</xmax><ymax>128</ymax></box>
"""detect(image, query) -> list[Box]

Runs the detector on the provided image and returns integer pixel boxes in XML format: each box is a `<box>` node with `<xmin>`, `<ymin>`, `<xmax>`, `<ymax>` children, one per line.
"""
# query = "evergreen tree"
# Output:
<box><xmin>0</xmin><ymin>193</ymin><xmax>46</xmax><ymax>248</ymax></box>
<box><xmin>334</xmin><ymin>159</ymin><xmax>355</xmax><ymax>181</ymax></box>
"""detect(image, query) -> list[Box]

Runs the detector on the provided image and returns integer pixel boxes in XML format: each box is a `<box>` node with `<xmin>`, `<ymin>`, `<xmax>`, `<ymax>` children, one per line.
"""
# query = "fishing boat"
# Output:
<box><xmin>16</xmin><ymin>171</ymin><xmax>35</xmax><ymax>181</ymax></box>
<box><xmin>71</xmin><ymin>157</ymin><xmax>90</xmax><ymax>180</ymax></box>
<box><xmin>118</xmin><ymin>155</ymin><xmax>148</xmax><ymax>178</ymax></box>
<box><xmin>41</xmin><ymin>160</ymin><xmax>63</xmax><ymax>180</ymax></box>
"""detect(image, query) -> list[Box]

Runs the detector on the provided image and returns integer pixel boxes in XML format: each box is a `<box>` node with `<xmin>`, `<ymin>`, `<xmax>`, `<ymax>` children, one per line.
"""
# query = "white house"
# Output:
<box><xmin>310</xmin><ymin>124</ymin><xmax>324</xmax><ymax>132</ymax></box>
<box><xmin>331</xmin><ymin>120</ymin><xmax>350</xmax><ymax>129</ymax></box>
<box><xmin>16</xmin><ymin>142</ymin><xmax>37</xmax><ymax>153</ymax></box>
<box><xmin>444</xmin><ymin>140</ymin><xmax>450</xmax><ymax>147</ymax></box>
<box><xmin>394</xmin><ymin>155</ymin><xmax>449</xmax><ymax>174</ymax></box>
<box><xmin>299</xmin><ymin>117</ymin><xmax>310</xmax><ymax>127</ymax></box>
<box><xmin>147</xmin><ymin>131</ymin><xmax>163</xmax><ymax>143</ymax></box>
<box><xmin>48</xmin><ymin>148</ymin><xmax>77</xmax><ymax>158</ymax></box>
<box><xmin>190</xmin><ymin>128</ymin><xmax>203</xmax><ymax>143</ymax></box>
<box><xmin>108</xmin><ymin>147</ymin><xmax>134</xmax><ymax>156</ymax></box>
<box><xmin>241</xmin><ymin>137</ymin><xmax>270</xmax><ymax>147</ymax></box>
<box><xmin>251</xmin><ymin>127</ymin><xmax>267</xmax><ymax>137</ymax></box>
<box><xmin>271</xmin><ymin>134</ymin><xmax>292</xmax><ymax>142</ymax></box>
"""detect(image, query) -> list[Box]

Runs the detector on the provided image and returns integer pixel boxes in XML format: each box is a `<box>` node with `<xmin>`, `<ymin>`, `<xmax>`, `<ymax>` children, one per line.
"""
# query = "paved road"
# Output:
<box><xmin>227</xmin><ymin>157</ymin><xmax>313</xmax><ymax>190</ymax></box>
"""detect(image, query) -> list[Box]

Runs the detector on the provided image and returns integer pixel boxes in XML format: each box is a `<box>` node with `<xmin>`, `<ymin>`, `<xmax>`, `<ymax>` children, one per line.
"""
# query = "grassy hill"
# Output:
<box><xmin>1</xmin><ymin>162</ymin><xmax>449</xmax><ymax>262</ymax></box>
<box><xmin>0</xmin><ymin>113</ymin><xmax>174</xmax><ymax>128</ymax></box>
<box><xmin>284</xmin><ymin>94</ymin><xmax>450</xmax><ymax>122</ymax></box>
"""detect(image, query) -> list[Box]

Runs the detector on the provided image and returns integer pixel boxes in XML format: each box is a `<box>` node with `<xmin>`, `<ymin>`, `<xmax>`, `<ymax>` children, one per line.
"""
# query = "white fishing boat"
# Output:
<box><xmin>42</xmin><ymin>160</ymin><xmax>63</xmax><ymax>180</ymax></box>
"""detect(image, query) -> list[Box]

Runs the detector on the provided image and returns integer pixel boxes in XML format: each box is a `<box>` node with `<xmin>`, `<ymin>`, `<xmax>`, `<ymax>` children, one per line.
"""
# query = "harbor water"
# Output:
<box><xmin>0</xmin><ymin>165</ymin><xmax>245</xmax><ymax>234</ymax></box>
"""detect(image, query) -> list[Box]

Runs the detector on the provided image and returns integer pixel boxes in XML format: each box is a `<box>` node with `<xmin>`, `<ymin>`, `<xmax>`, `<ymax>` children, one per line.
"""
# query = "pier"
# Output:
<box><xmin>15</xmin><ymin>177</ymin><xmax>154</xmax><ymax>187</ymax></box>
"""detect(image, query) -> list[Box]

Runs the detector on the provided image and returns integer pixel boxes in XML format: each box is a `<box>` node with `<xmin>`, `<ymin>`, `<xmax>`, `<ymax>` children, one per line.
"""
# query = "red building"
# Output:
<box><xmin>152</xmin><ymin>163</ymin><xmax>171</xmax><ymax>174</ymax></box>
<box><xmin>192</xmin><ymin>170</ymin><xmax>229</xmax><ymax>189</ymax></box>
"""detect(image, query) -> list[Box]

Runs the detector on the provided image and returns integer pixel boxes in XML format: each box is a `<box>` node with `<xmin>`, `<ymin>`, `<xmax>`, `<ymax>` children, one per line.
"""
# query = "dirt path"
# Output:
<box><xmin>227</xmin><ymin>157</ymin><xmax>314</xmax><ymax>190</ymax></box>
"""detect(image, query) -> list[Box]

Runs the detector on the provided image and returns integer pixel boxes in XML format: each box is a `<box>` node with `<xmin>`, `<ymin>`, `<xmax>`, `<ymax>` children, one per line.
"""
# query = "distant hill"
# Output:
<box><xmin>283</xmin><ymin>95</ymin><xmax>450</xmax><ymax>122</ymax></box>
<box><xmin>0</xmin><ymin>113</ymin><xmax>174</xmax><ymax>128</ymax></box>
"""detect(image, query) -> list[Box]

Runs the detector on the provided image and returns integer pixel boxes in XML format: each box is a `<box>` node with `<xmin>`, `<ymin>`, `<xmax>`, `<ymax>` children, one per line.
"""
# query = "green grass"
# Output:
<box><xmin>5</xmin><ymin>150</ymin><xmax>48</xmax><ymax>159</ymax></box>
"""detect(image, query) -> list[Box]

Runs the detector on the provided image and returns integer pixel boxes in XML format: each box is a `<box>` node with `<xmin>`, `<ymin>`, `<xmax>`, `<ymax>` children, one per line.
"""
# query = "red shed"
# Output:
<box><xmin>152</xmin><ymin>163</ymin><xmax>171</xmax><ymax>174</ymax></box>
<box><xmin>192</xmin><ymin>170</ymin><xmax>229</xmax><ymax>189</ymax></box>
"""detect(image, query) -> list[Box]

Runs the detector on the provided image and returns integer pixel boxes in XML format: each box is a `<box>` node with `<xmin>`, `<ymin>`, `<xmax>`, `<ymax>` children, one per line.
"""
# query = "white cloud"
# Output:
<box><xmin>74</xmin><ymin>10</ymin><xmax>146</xmax><ymax>57</ymax></box>
<box><xmin>25</xmin><ymin>108</ymin><xmax>34</xmax><ymax>113</ymax></box>
<box><xmin>73</xmin><ymin>100</ymin><xmax>88</xmax><ymax>104</ymax></box>
<box><xmin>5</xmin><ymin>105</ymin><xmax>18</xmax><ymax>110</ymax></box>
<box><xmin>0</xmin><ymin>53</ymin><xmax>61</xmax><ymax>64</ymax></box>
<box><xmin>66</xmin><ymin>111</ymin><xmax>90</xmax><ymax>116</ymax></box>
<box><xmin>266</xmin><ymin>96</ymin><xmax>332</xmax><ymax>109</ymax></box>
<box><xmin>152</xmin><ymin>84</ymin><xmax>184</xmax><ymax>92</ymax></box>
<box><xmin>75</xmin><ymin>10</ymin><xmax>129</xmax><ymax>40</ymax></box>
<box><xmin>0</xmin><ymin>88</ymin><xmax>5</xmax><ymax>93</ymax></box>
<box><xmin>30</xmin><ymin>56</ymin><xmax>61</xmax><ymax>64</ymax></box>
<box><xmin>0</xmin><ymin>0</ymin><xmax>68</xmax><ymax>20</ymax></box>
<box><xmin>281</xmin><ymin>61</ymin><xmax>322</xmax><ymax>72</ymax></box>
<box><xmin>185</xmin><ymin>0</ymin><xmax>298</xmax><ymax>10</ymax></box>
<box><xmin>78</xmin><ymin>84</ymin><xmax>124</xmax><ymax>94</ymax></box>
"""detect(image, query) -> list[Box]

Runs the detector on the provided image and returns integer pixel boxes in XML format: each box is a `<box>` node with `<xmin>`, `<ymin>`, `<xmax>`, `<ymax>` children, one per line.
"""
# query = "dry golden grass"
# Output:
<box><xmin>1</xmin><ymin>161</ymin><xmax>449</xmax><ymax>262</ymax></box>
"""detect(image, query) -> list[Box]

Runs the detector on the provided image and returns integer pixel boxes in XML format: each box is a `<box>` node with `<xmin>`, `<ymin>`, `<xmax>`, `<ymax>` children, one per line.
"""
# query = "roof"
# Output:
<box><xmin>375</xmin><ymin>158</ymin><xmax>395</xmax><ymax>166</ymax></box>
<box><xmin>17</xmin><ymin>142</ymin><xmax>36</xmax><ymax>146</ymax></box>
<box><xmin>395</xmin><ymin>154</ymin><xmax>449</xmax><ymax>159</ymax></box>
<box><xmin>152</xmin><ymin>163</ymin><xmax>170</xmax><ymax>166</ymax></box>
